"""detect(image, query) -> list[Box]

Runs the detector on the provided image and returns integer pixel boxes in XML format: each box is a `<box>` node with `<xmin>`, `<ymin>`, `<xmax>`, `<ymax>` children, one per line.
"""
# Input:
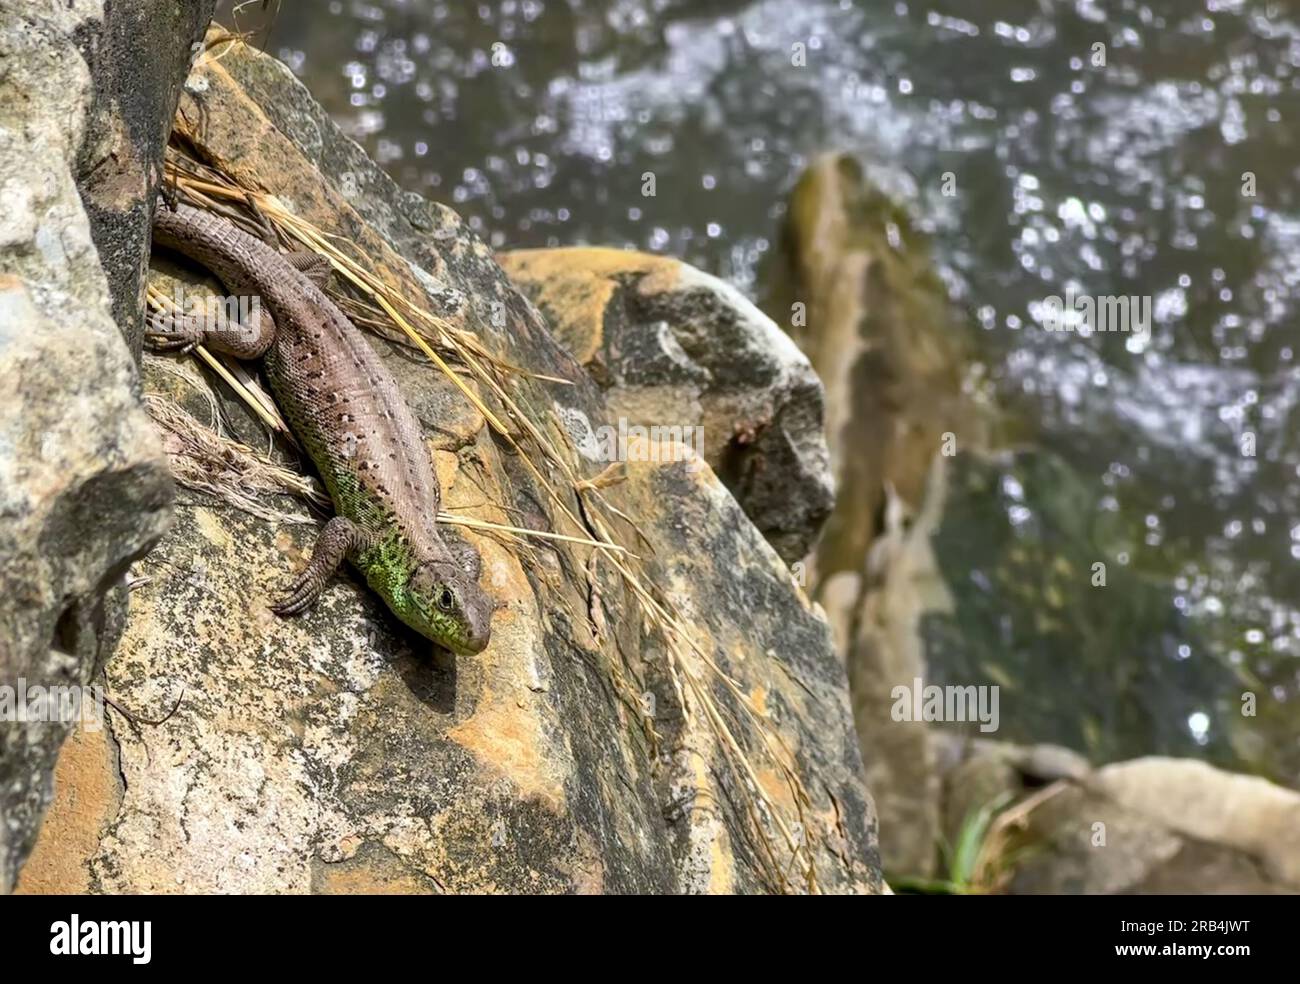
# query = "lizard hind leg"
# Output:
<box><xmin>272</xmin><ymin>516</ymin><xmax>368</xmax><ymax>617</ymax></box>
<box><xmin>283</xmin><ymin>251</ymin><xmax>334</xmax><ymax>288</ymax></box>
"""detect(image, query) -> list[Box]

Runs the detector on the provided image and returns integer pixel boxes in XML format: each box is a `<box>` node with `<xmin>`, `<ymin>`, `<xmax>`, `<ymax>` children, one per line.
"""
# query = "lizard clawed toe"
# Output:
<box><xmin>144</xmin><ymin>332</ymin><xmax>196</xmax><ymax>353</ymax></box>
<box><xmin>144</xmin><ymin>316</ymin><xmax>203</xmax><ymax>354</ymax></box>
<box><xmin>271</xmin><ymin>569</ymin><xmax>322</xmax><ymax>616</ymax></box>
<box><xmin>271</xmin><ymin>586</ymin><xmax>317</xmax><ymax>617</ymax></box>
<box><xmin>269</xmin><ymin>517</ymin><xmax>361</xmax><ymax>618</ymax></box>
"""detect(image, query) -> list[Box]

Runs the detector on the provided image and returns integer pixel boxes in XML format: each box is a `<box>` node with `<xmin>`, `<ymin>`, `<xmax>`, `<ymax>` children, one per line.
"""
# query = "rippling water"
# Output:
<box><xmin>219</xmin><ymin>0</ymin><xmax>1300</xmax><ymax>781</ymax></box>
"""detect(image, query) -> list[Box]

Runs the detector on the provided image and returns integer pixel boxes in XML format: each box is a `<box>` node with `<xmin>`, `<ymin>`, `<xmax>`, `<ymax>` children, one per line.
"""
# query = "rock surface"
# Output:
<box><xmin>16</xmin><ymin>34</ymin><xmax>879</xmax><ymax>894</ymax></box>
<box><xmin>0</xmin><ymin>0</ymin><xmax>173</xmax><ymax>893</ymax></box>
<box><xmin>501</xmin><ymin>248</ymin><xmax>834</xmax><ymax>564</ymax></box>
<box><xmin>74</xmin><ymin>0</ymin><xmax>215</xmax><ymax>352</ymax></box>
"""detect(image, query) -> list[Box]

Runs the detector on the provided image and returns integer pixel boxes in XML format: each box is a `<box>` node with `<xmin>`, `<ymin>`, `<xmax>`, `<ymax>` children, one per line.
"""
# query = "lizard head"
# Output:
<box><xmin>401</xmin><ymin>559</ymin><xmax>493</xmax><ymax>655</ymax></box>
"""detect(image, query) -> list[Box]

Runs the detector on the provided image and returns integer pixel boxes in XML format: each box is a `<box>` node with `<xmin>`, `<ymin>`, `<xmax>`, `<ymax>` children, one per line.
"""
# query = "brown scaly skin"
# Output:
<box><xmin>148</xmin><ymin>201</ymin><xmax>492</xmax><ymax>655</ymax></box>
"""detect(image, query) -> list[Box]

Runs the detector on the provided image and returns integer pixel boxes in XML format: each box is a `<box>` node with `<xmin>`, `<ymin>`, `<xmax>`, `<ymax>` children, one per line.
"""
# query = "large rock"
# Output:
<box><xmin>500</xmin><ymin>248</ymin><xmax>834</xmax><ymax>564</ymax></box>
<box><xmin>833</xmin><ymin>467</ymin><xmax>953</xmax><ymax>880</ymax></box>
<box><xmin>929</xmin><ymin>740</ymin><xmax>1300</xmax><ymax>894</ymax></box>
<box><xmin>1006</xmin><ymin>757</ymin><xmax>1300</xmax><ymax>894</ymax></box>
<box><xmin>0</xmin><ymin>0</ymin><xmax>174</xmax><ymax>893</ymax></box>
<box><xmin>765</xmin><ymin>153</ymin><xmax>985</xmax><ymax>877</ymax></box>
<box><xmin>16</xmin><ymin>34</ymin><xmax>879</xmax><ymax>894</ymax></box>
<box><xmin>768</xmin><ymin>153</ymin><xmax>984</xmax><ymax>584</ymax></box>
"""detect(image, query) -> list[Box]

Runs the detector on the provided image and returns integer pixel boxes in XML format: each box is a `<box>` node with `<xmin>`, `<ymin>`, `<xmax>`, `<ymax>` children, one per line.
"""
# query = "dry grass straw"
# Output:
<box><xmin>151</xmin><ymin>116</ymin><xmax>821</xmax><ymax>890</ymax></box>
<box><xmin>142</xmin><ymin>366</ymin><xmax>324</xmax><ymax>524</ymax></box>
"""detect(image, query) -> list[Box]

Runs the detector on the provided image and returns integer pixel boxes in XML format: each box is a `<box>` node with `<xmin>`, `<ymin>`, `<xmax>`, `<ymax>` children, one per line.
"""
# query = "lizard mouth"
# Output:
<box><xmin>447</xmin><ymin>631</ymin><xmax>490</xmax><ymax>657</ymax></box>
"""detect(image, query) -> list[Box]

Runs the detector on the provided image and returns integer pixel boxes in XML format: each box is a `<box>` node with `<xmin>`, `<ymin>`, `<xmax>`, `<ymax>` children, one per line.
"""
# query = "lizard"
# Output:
<box><xmin>147</xmin><ymin>200</ymin><xmax>493</xmax><ymax>655</ymax></box>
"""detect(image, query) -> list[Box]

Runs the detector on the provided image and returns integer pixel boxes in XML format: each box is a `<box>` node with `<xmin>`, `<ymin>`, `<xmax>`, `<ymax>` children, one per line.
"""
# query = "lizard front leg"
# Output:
<box><xmin>272</xmin><ymin>516</ymin><xmax>370</xmax><ymax>616</ymax></box>
<box><xmin>146</xmin><ymin>293</ymin><xmax>277</xmax><ymax>359</ymax></box>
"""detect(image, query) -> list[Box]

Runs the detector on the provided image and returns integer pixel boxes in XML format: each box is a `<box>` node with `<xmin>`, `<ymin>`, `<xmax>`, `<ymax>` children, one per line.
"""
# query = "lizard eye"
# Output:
<box><xmin>437</xmin><ymin>587</ymin><xmax>455</xmax><ymax>611</ymax></box>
